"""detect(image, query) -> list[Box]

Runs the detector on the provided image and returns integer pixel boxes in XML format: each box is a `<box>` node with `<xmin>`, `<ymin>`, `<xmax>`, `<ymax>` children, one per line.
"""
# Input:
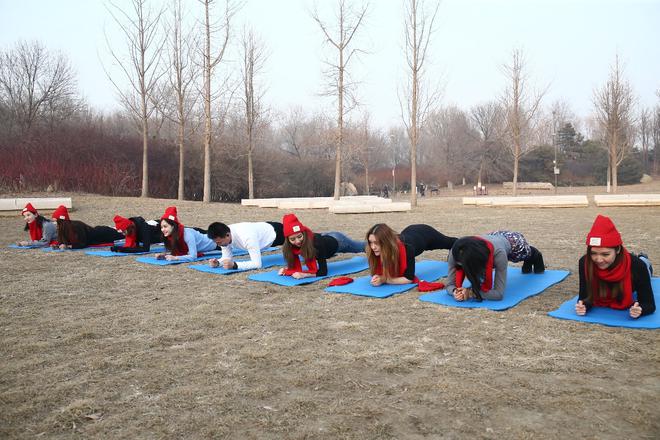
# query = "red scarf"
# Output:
<box><xmin>27</xmin><ymin>219</ymin><xmax>43</xmax><ymax>241</ymax></box>
<box><xmin>586</xmin><ymin>247</ymin><xmax>633</xmax><ymax>309</ymax></box>
<box><xmin>456</xmin><ymin>237</ymin><xmax>495</xmax><ymax>292</ymax></box>
<box><xmin>166</xmin><ymin>224</ymin><xmax>189</xmax><ymax>256</ymax></box>
<box><xmin>122</xmin><ymin>221</ymin><xmax>138</xmax><ymax>248</ymax></box>
<box><xmin>375</xmin><ymin>240</ymin><xmax>408</xmax><ymax>278</ymax></box>
<box><xmin>286</xmin><ymin>247</ymin><xmax>319</xmax><ymax>275</ymax></box>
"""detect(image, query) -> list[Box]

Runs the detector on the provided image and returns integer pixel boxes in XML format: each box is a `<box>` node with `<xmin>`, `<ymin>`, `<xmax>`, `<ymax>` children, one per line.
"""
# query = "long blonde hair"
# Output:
<box><xmin>366</xmin><ymin>223</ymin><xmax>400</xmax><ymax>278</ymax></box>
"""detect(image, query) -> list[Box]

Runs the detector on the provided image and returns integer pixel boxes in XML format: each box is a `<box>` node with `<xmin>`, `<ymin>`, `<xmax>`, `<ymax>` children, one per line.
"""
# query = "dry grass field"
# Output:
<box><xmin>1</xmin><ymin>183</ymin><xmax>659</xmax><ymax>439</ymax></box>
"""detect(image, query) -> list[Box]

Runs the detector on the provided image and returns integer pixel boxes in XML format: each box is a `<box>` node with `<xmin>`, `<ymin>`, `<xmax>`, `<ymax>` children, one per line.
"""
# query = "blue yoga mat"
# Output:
<box><xmin>136</xmin><ymin>250</ymin><xmax>222</xmax><ymax>266</ymax></box>
<box><xmin>419</xmin><ymin>267</ymin><xmax>570</xmax><ymax>311</ymax></box>
<box><xmin>85</xmin><ymin>246</ymin><xmax>166</xmax><ymax>257</ymax></box>
<box><xmin>248</xmin><ymin>256</ymin><xmax>369</xmax><ymax>286</ymax></box>
<box><xmin>548</xmin><ymin>278</ymin><xmax>660</xmax><ymax>329</ymax></box>
<box><xmin>325</xmin><ymin>260</ymin><xmax>448</xmax><ymax>298</ymax></box>
<box><xmin>9</xmin><ymin>244</ymin><xmax>45</xmax><ymax>249</ymax></box>
<box><xmin>41</xmin><ymin>239</ymin><xmax>126</xmax><ymax>252</ymax></box>
<box><xmin>222</xmin><ymin>246</ymin><xmax>279</xmax><ymax>257</ymax></box>
<box><xmin>189</xmin><ymin>253</ymin><xmax>287</xmax><ymax>275</ymax></box>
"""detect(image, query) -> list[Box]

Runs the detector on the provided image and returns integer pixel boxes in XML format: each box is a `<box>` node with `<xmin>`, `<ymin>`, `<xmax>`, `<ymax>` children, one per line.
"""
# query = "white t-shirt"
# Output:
<box><xmin>221</xmin><ymin>222</ymin><xmax>276</xmax><ymax>270</ymax></box>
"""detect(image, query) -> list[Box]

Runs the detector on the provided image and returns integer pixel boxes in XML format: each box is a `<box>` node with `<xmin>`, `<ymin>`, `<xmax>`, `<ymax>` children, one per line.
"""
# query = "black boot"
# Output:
<box><xmin>532</xmin><ymin>247</ymin><xmax>545</xmax><ymax>273</ymax></box>
<box><xmin>522</xmin><ymin>247</ymin><xmax>545</xmax><ymax>274</ymax></box>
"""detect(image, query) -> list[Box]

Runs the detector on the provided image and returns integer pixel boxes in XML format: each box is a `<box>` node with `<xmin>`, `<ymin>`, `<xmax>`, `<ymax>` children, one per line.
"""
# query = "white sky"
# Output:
<box><xmin>1</xmin><ymin>0</ymin><xmax>658</xmax><ymax>130</ymax></box>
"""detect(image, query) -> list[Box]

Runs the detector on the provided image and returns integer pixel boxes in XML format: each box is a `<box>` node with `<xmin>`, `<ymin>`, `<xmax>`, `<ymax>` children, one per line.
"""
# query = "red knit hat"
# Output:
<box><xmin>21</xmin><ymin>202</ymin><xmax>38</xmax><ymax>215</ymax></box>
<box><xmin>586</xmin><ymin>215</ymin><xmax>622</xmax><ymax>247</ymax></box>
<box><xmin>328</xmin><ymin>276</ymin><xmax>354</xmax><ymax>286</ymax></box>
<box><xmin>283</xmin><ymin>213</ymin><xmax>310</xmax><ymax>237</ymax></box>
<box><xmin>161</xmin><ymin>206</ymin><xmax>180</xmax><ymax>223</ymax></box>
<box><xmin>113</xmin><ymin>215</ymin><xmax>133</xmax><ymax>232</ymax></box>
<box><xmin>52</xmin><ymin>205</ymin><xmax>70</xmax><ymax>221</ymax></box>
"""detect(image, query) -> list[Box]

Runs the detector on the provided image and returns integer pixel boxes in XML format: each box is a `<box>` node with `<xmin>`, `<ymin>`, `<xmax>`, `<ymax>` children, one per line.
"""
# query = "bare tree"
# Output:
<box><xmin>161</xmin><ymin>0</ymin><xmax>200</xmax><ymax>200</ymax></box>
<box><xmin>470</xmin><ymin>101</ymin><xmax>505</xmax><ymax>187</ymax></box>
<box><xmin>278</xmin><ymin>108</ymin><xmax>335</xmax><ymax>160</ymax></box>
<box><xmin>593</xmin><ymin>55</ymin><xmax>636</xmax><ymax>193</ymax></box>
<box><xmin>0</xmin><ymin>40</ymin><xmax>78</xmax><ymax>135</ymax></box>
<box><xmin>501</xmin><ymin>48</ymin><xmax>546</xmax><ymax>196</ymax></box>
<box><xmin>200</xmin><ymin>0</ymin><xmax>234</xmax><ymax>202</ymax></box>
<box><xmin>240</xmin><ymin>27</ymin><xmax>268</xmax><ymax>199</ymax></box>
<box><xmin>401</xmin><ymin>0</ymin><xmax>441</xmax><ymax>207</ymax></box>
<box><xmin>106</xmin><ymin>0</ymin><xmax>166</xmax><ymax>198</ymax></box>
<box><xmin>312</xmin><ymin>0</ymin><xmax>368</xmax><ymax>199</ymax></box>
<box><xmin>347</xmin><ymin>113</ymin><xmax>375</xmax><ymax>194</ymax></box>
<box><xmin>638</xmin><ymin>107</ymin><xmax>652</xmax><ymax>173</ymax></box>
<box><xmin>653</xmin><ymin>102</ymin><xmax>660</xmax><ymax>175</ymax></box>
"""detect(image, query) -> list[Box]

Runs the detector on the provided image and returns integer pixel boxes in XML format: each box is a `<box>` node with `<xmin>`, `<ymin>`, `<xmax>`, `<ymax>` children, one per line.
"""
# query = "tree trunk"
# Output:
<box><xmin>177</xmin><ymin>121</ymin><xmax>185</xmax><ymax>200</ymax></box>
<box><xmin>248</xmin><ymin>127</ymin><xmax>254</xmax><ymax>199</ymax></box>
<box><xmin>140</xmin><ymin>81</ymin><xmax>149</xmax><ymax>198</ymax></box>
<box><xmin>334</xmin><ymin>50</ymin><xmax>344</xmax><ymax>201</ymax></box>
<box><xmin>202</xmin><ymin>1</ymin><xmax>212</xmax><ymax>203</ymax></box>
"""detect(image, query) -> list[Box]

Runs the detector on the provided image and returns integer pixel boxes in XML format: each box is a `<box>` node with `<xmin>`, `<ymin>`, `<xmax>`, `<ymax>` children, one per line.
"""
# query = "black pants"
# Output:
<box><xmin>267</xmin><ymin>221</ymin><xmax>285</xmax><ymax>246</ymax></box>
<box><xmin>400</xmin><ymin>224</ymin><xmax>457</xmax><ymax>257</ymax></box>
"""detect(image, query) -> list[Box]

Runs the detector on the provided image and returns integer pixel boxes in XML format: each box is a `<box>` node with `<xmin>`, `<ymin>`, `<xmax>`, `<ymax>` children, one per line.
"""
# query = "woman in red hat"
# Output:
<box><xmin>576</xmin><ymin>215</ymin><xmax>655</xmax><ymax>318</ymax></box>
<box><xmin>110</xmin><ymin>215</ymin><xmax>162</xmax><ymax>253</ymax></box>
<box><xmin>445</xmin><ymin>231</ymin><xmax>545</xmax><ymax>301</ymax></box>
<box><xmin>51</xmin><ymin>205</ymin><xmax>124</xmax><ymax>250</ymax></box>
<box><xmin>16</xmin><ymin>203</ymin><xmax>57</xmax><ymax>247</ymax></box>
<box><xmin>155</xmin><ymin>206</ymin><xmax>218</xmax><ymax>262</ymax></box>
<box><xmin>277</xmin><ymin>213</ymin><xmax>365</xmax><ymax>279</ymax></box>
<box><xmin>366</xmin><ymin>223</ymin><xmax>457</xmax><ymax>286</ymax></box>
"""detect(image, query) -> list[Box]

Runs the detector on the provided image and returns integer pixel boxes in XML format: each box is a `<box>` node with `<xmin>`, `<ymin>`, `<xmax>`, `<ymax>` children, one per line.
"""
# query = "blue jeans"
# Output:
<box><xmin>638</xmin><ymin>254</ymin><xmax>653</xmax><ymax>277</ymax></box>
<box><xmin>325</xmin><ymin>232</ymin><xmax>366</xmax><ymax>254</ymax></box>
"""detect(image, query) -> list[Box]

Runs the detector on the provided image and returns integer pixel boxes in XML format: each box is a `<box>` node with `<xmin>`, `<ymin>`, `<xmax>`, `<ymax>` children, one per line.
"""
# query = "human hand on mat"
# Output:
<box><xmin>453</xmin><ymin>287</ymin><xmax>475</xmax><ymax>301</ymax></box>
<box><xmin>575</xmin><ymin>300</ymin><xmax>587</xmax><ymax>316</ymax></box>
<box><xmin>155</xmin><ymin>253</ymin><xmax>166</xmax><ymax>260</ymax></box>
<box><xmin>16</xmin><ymin>240</ymin><xmax>29</xmax><ymax>246</ymax></box>
<box><xmin>58</xmin><ymin>244</ymin><xmax>71</xmax><ymax>250</ymax></box>
<box><xmin>222</xmin><ymin>258</ymin><xmax>235</xmax><ymax>269</ymax></box>
<box><xmin>370</xmin><ymin>275</ymin><xmax>383</xmax><ymax>286</ymax></box>
<box><xmin>209</xmin><ymin>258</ymin><xmax>220</xmax><ymax>268</ymax></box>
<box><xmin>292</xmin><ymin>272</ymin><xmax>313</xmax><ymax>279</ymax></box>
<box><xmin>277</xmin><ymin>268</ymin><xmax>286</xmax><ymax>275</ymax></box>
<box><xmin>629</xmin><ymin>302</ymin><xmax>642</xmax><ymax>319</ymax></box>
<box><xmin>165</xmin><ymin>255</ymin><xmax>178</xmax><ymax>261</ymax></box>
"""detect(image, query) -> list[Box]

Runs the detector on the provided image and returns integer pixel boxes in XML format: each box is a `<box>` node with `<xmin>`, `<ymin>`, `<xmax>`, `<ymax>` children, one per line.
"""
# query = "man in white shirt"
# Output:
<box><xmin>207</xmin><ymin>221</ymin><xmax>284</xmax><ymax>270</ymax></box>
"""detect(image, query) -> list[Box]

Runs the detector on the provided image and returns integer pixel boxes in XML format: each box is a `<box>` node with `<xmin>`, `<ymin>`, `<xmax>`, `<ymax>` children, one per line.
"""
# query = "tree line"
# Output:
<box><xmin>0</xmin><ymin>0</ymin><xmax>658</xmax><ymax>202</ymax></box>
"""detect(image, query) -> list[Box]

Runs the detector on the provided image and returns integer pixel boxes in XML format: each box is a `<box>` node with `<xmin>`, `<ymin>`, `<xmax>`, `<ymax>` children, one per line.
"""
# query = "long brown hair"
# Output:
<box><xmin>124</xmin><ymin>223</ymin><xmax>136</xmax><ymax>237</ymax></box>
<box><xmin>56</xmin><ymin>219</ymin><xmax>79</xmax><ymax>245</ymax></box>
<box><xmin>584</xmin><ymin>245</ymin><xmax>624</xmax><ymax>303</ymax></box>
<box><xmin>282</xmin><ymin>230</ymin><xmax>316</xmax><ymax>268</ymax></box>
<box><xmin>162</xmin><ymin>219</ymin><xmax>182</xmax><ymax>252</ymax></box>
<box><xmin>366</xmin><ymin>223</ymin><xmax>400</xmax><ymax>278</ymax></box>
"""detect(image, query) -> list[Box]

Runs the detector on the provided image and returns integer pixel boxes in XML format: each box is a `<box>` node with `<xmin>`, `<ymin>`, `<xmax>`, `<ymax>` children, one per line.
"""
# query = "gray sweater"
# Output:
<box><xmin>445</xmin><ymin>234</ymin><xmax>512</xmax><ymax>300</ymax></box>
<box><xmin>26</xmin><ymin>220</ymin><xmax>57</xmax><ymax>247</ymax></box>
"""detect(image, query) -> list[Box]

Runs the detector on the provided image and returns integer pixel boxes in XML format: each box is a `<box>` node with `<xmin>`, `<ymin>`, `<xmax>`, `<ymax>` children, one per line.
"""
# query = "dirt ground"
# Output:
<box><xmin>1</xmin><ymin>183</ymin><xmax>659</xmax><ymax>439</ymax></box>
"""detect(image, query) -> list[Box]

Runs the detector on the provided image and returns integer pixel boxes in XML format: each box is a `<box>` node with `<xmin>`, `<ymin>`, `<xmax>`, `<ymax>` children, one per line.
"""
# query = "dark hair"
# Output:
<box><xmin>23</xmin><ymin>214</ymin><xmax>46</xmax><ymax>231</ymax></box>
<box><xmin>451</xmin><ymin>237</ymin><xmax>491</xmax><ymax>301</ymax></box>
<box><xmin>161</xmin><ymin>218</ymin><xmax>181</xmax><ymax>252</ymax></box>
<box><xmin>124</xmin><ymin>223</ymin><xmax>136</xmax><ymax>236</ymax></box>
<box><xmin>207</xmin><ymin>222</ymin><xmax>230</xmax><ymax>239</ymax></box>
<box><xmin>56</xmin><ymin>219</ymin><xmax>80</xmax><ymax>245</ymax></box>
<box><xmin>283</xmin><ymin>230</ymin><xmax>316</xmax><ymax>268</ymax></box>
<box><xmin>365</xmin><ymin>223</ymin><xmax>400</xmax><ymax>278</ymax></box>
<box><xmin>585</xmin><ymin>245</ymin><xmax>625</xmax><ymax>303</ymax></box>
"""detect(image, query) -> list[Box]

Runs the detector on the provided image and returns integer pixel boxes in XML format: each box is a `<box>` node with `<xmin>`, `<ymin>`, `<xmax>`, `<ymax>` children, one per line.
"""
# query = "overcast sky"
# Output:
<box><xmin>1</xmin><ymin>0</ymin><xmax>658</xmax><ymax>130</ymax></box>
